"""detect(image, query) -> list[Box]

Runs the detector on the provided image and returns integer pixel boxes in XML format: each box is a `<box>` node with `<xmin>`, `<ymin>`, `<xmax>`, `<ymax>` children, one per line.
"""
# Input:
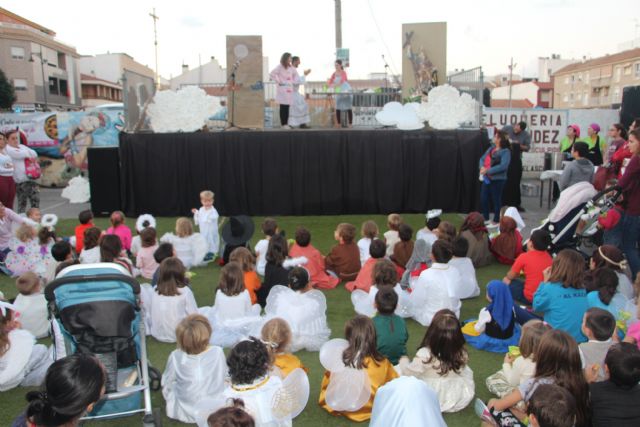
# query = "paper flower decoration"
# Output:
<box><xmin>41</xmin><ymin>213</ymin><xmax>58</xmax><ymax>229</ymax></box>
<box><xmin>136</xmin><ymin>214</ymin><xmax>157</xmax><ymax>233</ymax></box>
<box><xmin>375</xmin><ymin>102</ymin><xmax>424</xmax><ymax>130</ymax></box>
<box><xmin>416</xmin><ymin>84</ymin><xmax>478</xmax><ymax>130</ymax></box>
<box><xmin>148</xmin><ymin>86</ymin><xmax>221</xmax><ymax>133</ymax></box>
<box><xmin>61</xmin><ymin>176</ymin><xmax>90</xmax><ymax>204</ymax></box>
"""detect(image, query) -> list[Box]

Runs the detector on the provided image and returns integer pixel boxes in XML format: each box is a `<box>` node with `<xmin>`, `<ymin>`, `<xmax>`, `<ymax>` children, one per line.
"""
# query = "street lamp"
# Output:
<box><xmin>29</xmin><ymin>50</ymin><xmax>48</xmax><ymax>111</ymax></box>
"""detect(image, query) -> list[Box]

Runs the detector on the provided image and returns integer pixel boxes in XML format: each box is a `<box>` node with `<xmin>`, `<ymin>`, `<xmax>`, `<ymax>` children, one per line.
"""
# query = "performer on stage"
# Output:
<box><xmin>502</xmin><ymin>122</ymin><xmax>530</xmax><ymax>212</ymax></box>
<box><xmin>328</xmin><ymin>59</ymin><xmax>353</xmax><ymax>128</ymax></box>
<box><xmin>289</xmin><ymin>56</ymin><xmax>311</xmax><ymax>128</ymax></box>
<box><xmin>270</xmin><ymin>52</ymin><xmax>296</xmax><ymax>129</ymax></box>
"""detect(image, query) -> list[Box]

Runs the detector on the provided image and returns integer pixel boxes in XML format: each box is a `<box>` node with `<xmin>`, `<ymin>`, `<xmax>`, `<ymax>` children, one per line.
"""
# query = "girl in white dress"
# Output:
<box><xmin>397</xmin><ymin>309</ymin><xmax>475</xmax><ymax>412</ymax></box>
<box><xmin>79</xmin><ymin>226</ymin><xmax>101</xmax><ymax>264</ymax></box>
<box><xmin>147</xmin><ymin>257</ymin><xmax>198</xmax><ymax>342</ymax></box>
<box><xmin>204</xmin><ymin>262</ymin><xmax>262</xmax><ymax>348</ymax></box>
<box><xmin>264</xmin><ymin>267</ymin><xmax>330</xmax><ymax>352</ymax></box>
<box><xmin>357</xmin><ymin>220</ymin><xmax>379</xmax><ymax>266</ymax></box>
<box><xmin>409</xmin><ymin>240</ymin><xmax>462</xmax><ymax>326</ymax></box>
<box><xmin>162</xmin><ymin>314</ymin><xmax>227</xmax><ymax>424</ymax></box>
<box><xmin>160</xmin><ymin>217</ymin><xmax>208</xmax><ymax>269</ymax></box>
<box><xmin>351</xmin><ymin>259</ymin><xmax>411</xmax><ymax>318</ymax></box>
<box><xmin>0</xmin><ymin>301</ymin><xmax>52</xmax><ymax>391</ymax></box>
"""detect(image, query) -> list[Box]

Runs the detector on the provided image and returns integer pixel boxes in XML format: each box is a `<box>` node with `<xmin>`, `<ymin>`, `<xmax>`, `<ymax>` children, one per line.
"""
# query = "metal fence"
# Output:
<box><xmin>447</xmin><ymin>67</ymin><xmax>484</xmax><ymax>128</ymax></box>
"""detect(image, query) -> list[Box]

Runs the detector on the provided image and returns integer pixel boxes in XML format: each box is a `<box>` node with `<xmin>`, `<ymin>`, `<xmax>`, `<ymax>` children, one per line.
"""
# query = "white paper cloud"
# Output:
<box><xmin>375</xmin><ymin>101</ymin><xmax>424</xmax><ymax>130</ymax></box>
<box><xmin>148</xmin><ymin>86</ymin><xmax>221</xmax><ymax>133</ymax></box>
<box><xmin>61</xmin><ymin>176</ymin><xmax>90</xmax><ymax>203</ymax></box>
<box><xmin>416</xmin><ymin>84</ymin><xmax>478</xmax><ymax>130</ymax></box>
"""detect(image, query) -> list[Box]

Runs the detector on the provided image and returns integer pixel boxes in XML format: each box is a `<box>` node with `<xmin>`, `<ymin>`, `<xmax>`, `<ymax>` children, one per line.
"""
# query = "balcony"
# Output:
<box><xmin>590</xmin><ymin>77</ymin><xmax>611</xmax><ymax>88</ymax></box>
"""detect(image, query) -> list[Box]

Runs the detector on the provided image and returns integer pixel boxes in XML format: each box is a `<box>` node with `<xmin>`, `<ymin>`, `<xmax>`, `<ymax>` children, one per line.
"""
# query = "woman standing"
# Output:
<box><xmin>0</xmin><ymin>133</ymin><xmax>16</xmax><ymax>209</ymax></box>
<box><xmin>328</xmin><ymin>60</ymin><xmax>353</xmax><ymax>127</ymax></box>
<box><xmin>605</xmin><ymin>123</ymin><xmax>628</xmax><ymax>164</ymax></box>
<box><xmin>584</xmin><ymin>123</ymin><xmax>606</xmax><ymax>166</ymax></box>
<box><xmin>4</xmin><ymin>130</ymin><xmax>38</xmax><ymax>213</ymax></box>
<box><xmin>560</xmin><ymin>124</ymin><xmax>581</xmax><ymax>160</ymax></box>
<box><xmin>605</xmin><ymin>128</ymin><xmax>640</xmax><ymax>277</ymax></box>
<box><xmin>270</xmin><ymin>52</ymin><xmax>295</xmax><ymax>129</ymax></box>
<box><xmin>480</xmin><ymin>130</ymin><xmax>511</xmax><ymax>225</ymax></box>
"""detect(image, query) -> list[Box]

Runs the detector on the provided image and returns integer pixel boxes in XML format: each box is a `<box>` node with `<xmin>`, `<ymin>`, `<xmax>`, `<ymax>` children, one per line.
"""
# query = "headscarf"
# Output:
<box><xmin>486</xmin><ymin>280</ymin><xmax>514</xmax><ymax>331</ymax></box>
<box><xmin>490</xmin><ymin>217</ymin><xmax>518</xmax><ymax>263</ymax></box>
<box><xmin>504</xmin><ymin>206</ymin><xmax>525</xmax><ymax>231</ymax></box>
<box><xmin>400</xmin><ymin>239</ymin><xmax>431</xmax><ymax>289</ymax></box>
<box><xmin>370</xmin><ymin>376</ymin><xmax>447</xmax><ymax>427</ymax></box>
<box><xmin>460</xmin><ymin>212</ymin><xmax>487</xmax><ymax>239</ymax></box>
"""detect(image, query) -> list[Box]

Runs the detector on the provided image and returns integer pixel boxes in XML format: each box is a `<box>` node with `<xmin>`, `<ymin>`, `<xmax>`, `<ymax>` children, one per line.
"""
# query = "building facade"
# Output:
<box><xmin>553</xmin><ymin>48</ymin><xmax>640</xmax><ymax>109</ymax></box>
<box><xmin>0</xmin><ymin>7</ymin><xmax>81</xmax><ymax>111</ymax></box>
<box><xmin>491</xmin><ymin>81</ymin><xmax>553</xmax><ymax>108</ymax></box>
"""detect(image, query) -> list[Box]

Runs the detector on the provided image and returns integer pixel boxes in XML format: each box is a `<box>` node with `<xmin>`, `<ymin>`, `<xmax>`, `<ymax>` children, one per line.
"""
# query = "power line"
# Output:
<box><xmin>366</xmin><ymin>0</ymin><xmax>399</xmax><ymax>77</ymax></box>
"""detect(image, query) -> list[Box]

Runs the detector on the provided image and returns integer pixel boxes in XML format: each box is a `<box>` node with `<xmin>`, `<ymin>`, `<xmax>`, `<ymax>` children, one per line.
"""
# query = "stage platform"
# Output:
<box><xmin>108</xmin><ymin>128</ymin><xmax>487</xmax><ymax>217</ymax></box>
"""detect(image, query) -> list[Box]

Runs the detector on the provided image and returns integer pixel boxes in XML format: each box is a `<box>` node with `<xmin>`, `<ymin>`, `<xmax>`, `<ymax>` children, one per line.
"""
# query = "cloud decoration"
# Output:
<box><xmin>148</xmin><ymin>86</ymin><xmax>221</xmax><ymax>133</ymax></box>
<box><xmin>61</xmin><ymin>176</ymin><xmax>90</xmax><ymax>204</ymax></box>
<box><xmin>416</xmin><ymin>84</ymin><xmax>478</xmax><ymax>130</ymax></box>
<box><xmin>375</xmin><ymin>101</ymin><xmax>424</xmax><ymax>130</ymax></box>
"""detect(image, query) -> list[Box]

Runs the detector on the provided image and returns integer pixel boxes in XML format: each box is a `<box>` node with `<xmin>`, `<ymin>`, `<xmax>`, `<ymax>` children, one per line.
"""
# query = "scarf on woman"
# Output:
<box><xmin>486</xmin><ymin>280</ymin><xmax>514</xmax><ymax>331</ymax></box>
<box><xmin>490</xmin><ymin>216</ymin><xmax>519</xmax><ymax>264</ymax></box>
<box><xmin>400</xmin><ymin>239</ymin><xmax>431</xmax><ymax>289</ymax></box>
<box><xmin>460</xmin><ymin>212</ymin><xmax>487</xmax><ymax>240</ymax></box>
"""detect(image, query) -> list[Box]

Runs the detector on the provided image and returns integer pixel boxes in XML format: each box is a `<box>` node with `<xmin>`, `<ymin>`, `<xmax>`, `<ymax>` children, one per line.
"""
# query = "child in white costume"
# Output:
<box><xmin>409</xmin><ymin>240</ymin><xmax>462</xmax><ymax>326</ymax></box>
<box><xmin>264</xmin><ymin>267</ymin><xmax>331</xmax><ymax>352</ymax></box>
<box><xmin>162</xmin><ymin>314</ymin><xmax>227</xmax><ymax>424</ymax></box>
<box><xmin>352</xmin><ymin>259</ymin><xmax>411</xmax><ymax>318</ymax></box>
<box><xmin>13</xmin><ymin>272</ymin><xmax>48</xmax><ymax>338</ymax></box>
<box><xmin>201</xmin><ymin>262</ymin><xmax>261</xmax><ymax>348</ymax></box>
<box><xmin>397</xmin><ymin>309</ymin><xmax>475</xmax><ymax>413</ymax></box>
<box><xmin>147</xmin><ymin>258</ymin><xmax>198</xmax><ymax>343</ymax></box>
<box><xmin>160</xmin><ymin>217</ymin><xmax>208</xmax><ymax>269</ymax></box>
<box><xmin>131</xmin><ymin>214</ymin><xmax>156</xmax><ymax>257</ymax></box>
<box><xmin>0</xmin><ymin>302</ymin><xmax>52</xmax><ymax>391</ymax></box>
<box><xmin>192</xmin><ymin>190</ymin><xmax>220</xmax><ymax>260</ymax></box>
<box><xmin>449</xmin><ymin>236</ymin><xmax>481</xmax><ymax>299</ymax></box>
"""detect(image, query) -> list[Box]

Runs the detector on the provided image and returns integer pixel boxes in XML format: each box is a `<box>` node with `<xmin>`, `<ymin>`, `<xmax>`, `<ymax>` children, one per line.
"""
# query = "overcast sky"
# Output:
<box><xmin>4</xmin><ymin>0</ymin><xmax>639</xmax><ymax>81</ymax></box>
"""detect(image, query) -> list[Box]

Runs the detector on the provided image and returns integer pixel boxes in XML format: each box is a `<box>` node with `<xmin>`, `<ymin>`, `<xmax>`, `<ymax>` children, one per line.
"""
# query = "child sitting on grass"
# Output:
<box><xmin>580</xmin><ymin>307</ymin><xmax>616</xmax><ymax>382</ymax></box>
<box><xmin>73</xmin><ymin>209</ymin><xmax>94</xmax><ymax>253</ymax></box>
<box><xmin>136</xmin><ymin>227</ymin><xmax>159</xmax><ymax>280</ymax></box>
<box><xmin>391</xmin><ymin>224</ymin><xmax>414</xmax><ymax>272</ymax></box>
<box><xmin>254</xmin><ymin>217</ymin><xmax>278</xmax><ymax>276</ymax></box>
<box><xmin>449</xmin><ymin>236</ymin><xmax>480</xmax><ymax>299</ymax></box>
<box><xmin>105</xmin><ymin>210</ymin><xmax>132</xmax><ymax>253</ymax></box>
<box><xmin>383</xmin><ymin>213</ymin><xmax>402</xmax><ymax>257</ymax></box>
<box><xmin>160</xmin><ymin>217</ymin><xmax>208</xmax><ymax>269</ymax></box>
<box><xmin>229</xmin><ymin>247</ymin><xmax>261</xmax><ymax>305</ymax></box>
<box><xmin>261</xmin><ymin>317</ymin><xmax>307</xmax><ymax>378</ymax></box>
<box><xmin>357</xmin><ymin>220</ymin><xmax>379</xmax><ymax>266</ymax></box>
<box><xmin>162</xmin><ymin>314</ymin><xmax>227</xmax><ymax>424</ymax></box>
<box><xmin>373</xmin><ymin>287</ymin><xmax>408</xmax><ymax>365</ymax></box>
<box><xmin>79</xmin><ymin>227</ymin><xmax>101</xmax><ymax>264</ymax></box>
<box><xmin>325</xmin><ymin>223</ymin><xmax>360</xmax><ymax>282</ymax></box>
<box><xmin>13</xmin><ymin>272</ymin><xmax>48</xmax><ymax>338</ymax></box>
<box><xmin>346</xmin><ymin>239</ymin><xmax>386</xmax><ymax>292</ymax></box>
<box><xmin>289</xmin><ymin>226</ymin><xmax>338</xmax><ymax>289</ymax></box>
<box><xmin>416</xmin><ymin>210</ymin><xmax>440</xmax><ymax>246</ymax></box>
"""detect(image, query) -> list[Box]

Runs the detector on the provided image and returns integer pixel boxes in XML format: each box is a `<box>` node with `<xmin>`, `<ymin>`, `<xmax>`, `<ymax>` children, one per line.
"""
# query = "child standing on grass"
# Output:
<box><xmin>0</xmin><ymin>301</ymin><xmax>52</xmax><ymax>391</ymax></box>
<box><xmin>398</xmin><ymin>309</ymin><xmax>474</xmax><ymax>413</ymax></box>
<box><xmin>148</xmin><ymin>257</ymin><xmax>198</xmax><ymax>343</ymax></box>
<box><xmin>73</xmin><ymin>209</ymin><xmax>94</xmax><ymax>253</ymax></box>
<box><xmin>229</xmin><ymin>247</ymin><xmax>261</xmax><ymax>305</ymax></box>
<box><xmin>160</xmin><ymin>217</ymin><xmax>208</xmax><ymax>269</ymax></box>
<box><xmin>289</xmin><ymin>227</ymin><xmax>339</xmax><ymax>289</ymax></box>
<box><xmin>254</xmin><ymin>218</ymin><xmax>278</xmax><ymax>276</ymax></box>
<box><xmin>13</xmin><ymin>272</ymin><xmax>48</xmax><ymax>339</ymax></box>
<box><xmin>319</xmin><ymin>315</ymin><xmax>398</xmax><ymax>422</ymax></box>
<box><xmin>136</xmin><ymin>227</ymin><xmax>159</xmax><ymax>280</ymax></box>
<box><xmin>488</xmin><ymin>329</ymin><xmax>590</xmax><ymax>427</ymax></box>
<box><xmin>79</xmin><ymin>227</ymin><xmax>101</xmax><ymax>264</ymax></box>
<box><xmin>325</xmin><ymin>222</ymin><xmax>360</xmax><ymax>282</ymax></box>
<box><xmin>206</xmin><ymin>262</ymin><xmax>261</xmax><ymax>348</ymax></box>
<box><xmin>105</xmin><ymin>211</ymin><xmax>132</xmax><ymax>253</ymax></box>
<box><xmin>486</xmin><ymin>319</ymin><xmax>551</xmax><ymax>398</ymax></box>
<box><xmin>357</xmin><ymin>220</ymin><xmax>379</xmax><ymax>266</ymax></box>
<box><xmin>162</xmin><ymin>314</ymin><xmax>227</xmax><ymax>424</ymax></box>
<box><xmin>192</xmin><ymin>190</ymin><xmax>220</xmax><ymax>261</ymax></box>
<box><xmin>373</xmin><ymin>287</ymin><xmax>408</xmax><ymax>365</ymax></box>
<box><xmin>383</xmin><ymin>213</ymin><xmax>402</xmax><ymax>257</ymax></box>
<box><xmin>261</xmin><ymin>317</ymin><xmax>307</xmax><ymax>378</ymax></box>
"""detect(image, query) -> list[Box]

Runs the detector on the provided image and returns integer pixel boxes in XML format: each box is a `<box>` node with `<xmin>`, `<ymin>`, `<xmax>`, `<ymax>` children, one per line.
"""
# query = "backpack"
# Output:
<box><xmin>24</xmin><ymin>157</ymin><xmax>41</xmax><ymax>180</ymax></box>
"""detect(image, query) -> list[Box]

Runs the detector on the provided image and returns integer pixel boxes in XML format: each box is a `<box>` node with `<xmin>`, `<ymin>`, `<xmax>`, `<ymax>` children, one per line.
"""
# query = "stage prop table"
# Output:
<box><xmin>118</xmin><ymin>128</ymin><xmax>487</xmax><ymax>217</ymax></box>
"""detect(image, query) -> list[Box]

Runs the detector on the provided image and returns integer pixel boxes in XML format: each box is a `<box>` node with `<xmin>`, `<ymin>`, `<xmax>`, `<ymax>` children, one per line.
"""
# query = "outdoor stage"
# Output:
<box><xmin>110</xmin><ymin>128</ymin><xmax>487</xmax><ymax>217</ymax></box>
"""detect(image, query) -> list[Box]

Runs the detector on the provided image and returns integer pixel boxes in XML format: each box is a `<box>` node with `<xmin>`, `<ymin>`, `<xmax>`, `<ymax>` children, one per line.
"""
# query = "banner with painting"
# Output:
<box><xmin>0</xmin><ymin>108</ymin><xmax>123</xmax><ymax>186</ymax></box>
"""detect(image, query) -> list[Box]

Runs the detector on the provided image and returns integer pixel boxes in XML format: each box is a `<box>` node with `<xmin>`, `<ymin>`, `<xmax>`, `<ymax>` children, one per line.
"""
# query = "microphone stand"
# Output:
<box><xmin>225</xmin><ymin>60</ymin><xmax>247</xmax><ymax>130</ymax></box>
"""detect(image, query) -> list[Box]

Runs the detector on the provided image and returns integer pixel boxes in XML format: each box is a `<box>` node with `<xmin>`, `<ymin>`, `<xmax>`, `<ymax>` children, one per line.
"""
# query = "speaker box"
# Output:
<box><xmin>621</xmin><ymin>85</ymin><xmax>640</xmax><ymax>129</ymax></box>
<box><xmin>87</xmin><ymin>147</ymin><xmax>121</xmax><ymax>216</ymax></box>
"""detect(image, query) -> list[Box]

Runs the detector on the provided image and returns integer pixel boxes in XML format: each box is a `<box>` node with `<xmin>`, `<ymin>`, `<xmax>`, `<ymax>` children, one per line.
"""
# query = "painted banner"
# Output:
<box><xmin>0</xmin><ymin>108</ymin><xmax>123</xmax><ymax>186</ymax></box>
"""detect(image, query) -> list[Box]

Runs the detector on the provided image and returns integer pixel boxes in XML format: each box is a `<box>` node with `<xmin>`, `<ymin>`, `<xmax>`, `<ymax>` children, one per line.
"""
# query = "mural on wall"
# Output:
<box><xmin>0</xmin><ymin>108</ymin><xmax>123</xmax><ymax>186</ymax></box>
<box><xmin>403</xmin><ymin>31</ymin><xmax>438</xmax><ymax>98</ymax></box>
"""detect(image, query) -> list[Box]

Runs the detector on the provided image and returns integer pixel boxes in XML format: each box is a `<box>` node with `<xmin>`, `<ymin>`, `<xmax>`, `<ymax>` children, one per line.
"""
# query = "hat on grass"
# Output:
<box><xmin>221</xmin><ymin>215</ymin><xmax>255</xmax><ymax>246</ymax></box>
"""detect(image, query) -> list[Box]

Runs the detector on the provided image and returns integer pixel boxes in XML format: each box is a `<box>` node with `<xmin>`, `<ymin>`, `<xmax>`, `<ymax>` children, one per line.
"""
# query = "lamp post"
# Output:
<box><xmin>29</xmin><ymin>50</ymin><xmax>48</xmax><ymax>111</ymax></box>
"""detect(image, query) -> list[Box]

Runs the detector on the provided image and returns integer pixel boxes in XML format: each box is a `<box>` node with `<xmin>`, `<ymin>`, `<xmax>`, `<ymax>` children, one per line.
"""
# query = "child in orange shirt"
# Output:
<box><xmin>74</xmin><ymin>210</ymin><xmax>94</xmax><ymax>253</ymax></box>
<box><xmin>289</xmin><ymin>227</ymin><xmax>339</xmax><ymax>289</ymax></box>
<box><xmin>229</xmin><ymin>247</ymin><xmax>261</xmax><ymax>305</ymax></box>
<box><xmin>261</xmin><ymin>317</ymin><xmax>307</xmax><ymax>378</ymax></box>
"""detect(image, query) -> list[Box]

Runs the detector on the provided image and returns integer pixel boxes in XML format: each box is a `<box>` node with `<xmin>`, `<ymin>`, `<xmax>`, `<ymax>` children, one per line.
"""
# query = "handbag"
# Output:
<box><xmin>593</xmin><ymin>164</ymin><xmax>615</xmax><ymax>191</ymax></box>
<box><xmin>24</xmin><ymin>157</ymin><xmax>41</xmax><ymax>180</ymax></box>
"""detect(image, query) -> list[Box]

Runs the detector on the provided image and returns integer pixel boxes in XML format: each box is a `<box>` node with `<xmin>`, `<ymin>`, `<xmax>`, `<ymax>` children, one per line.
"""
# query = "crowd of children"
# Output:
<box><xmin>2</xmin><ymin>193</ymin><xmax>640</xmax><ymax>427</ymax></box>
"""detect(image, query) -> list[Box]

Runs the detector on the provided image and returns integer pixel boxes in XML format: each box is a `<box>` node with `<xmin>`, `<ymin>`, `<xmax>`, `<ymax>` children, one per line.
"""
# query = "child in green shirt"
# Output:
<box><xmin>373</xmin><ymin>287</ymin><xmax>408</xmax><ymax>364</ymax></box>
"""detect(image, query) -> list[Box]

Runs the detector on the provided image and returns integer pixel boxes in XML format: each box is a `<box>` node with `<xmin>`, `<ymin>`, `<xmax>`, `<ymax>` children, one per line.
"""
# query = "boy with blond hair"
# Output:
<box><xmin>191</xmin><ymin>190</ymin><xmax>219</xmax><ymax>261</ymax></box>
<box><xmin>13</xmin><ymin>272</ymin><xmax>48</xmax><ymax>338</ymax></box>
<box><xmin>384</xmin><ymin>213</ymin><xmax>403</xmax><ymax>257</ymax></box>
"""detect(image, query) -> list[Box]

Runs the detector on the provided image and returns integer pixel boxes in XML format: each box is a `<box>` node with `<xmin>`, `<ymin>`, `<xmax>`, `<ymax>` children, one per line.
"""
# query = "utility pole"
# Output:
<box><xmin>508</xmin><ymin>57</ymin><xmax>517</xmax><ymax>110</ymax></box>
<box><xmin>335</xmin><ymin>0</ymin><xmax>342</xmax><ymax>50</ymax></box>
<box><xmin>149</xmin><ymin>8</ymin><xmax>160</xmax><ymax>89</ymax></box>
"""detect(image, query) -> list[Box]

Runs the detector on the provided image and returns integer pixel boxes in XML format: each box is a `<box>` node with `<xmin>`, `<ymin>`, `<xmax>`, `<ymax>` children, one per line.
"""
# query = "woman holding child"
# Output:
<box><xmin>479</xmin><ymin>130</ymin><xmax>511</xmax><ymax>226</ymax></box>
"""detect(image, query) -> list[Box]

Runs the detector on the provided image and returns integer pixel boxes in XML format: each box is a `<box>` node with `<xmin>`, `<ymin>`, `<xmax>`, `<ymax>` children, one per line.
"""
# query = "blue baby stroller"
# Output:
<box><xmin>45</xmin><ymin>263</ymin><xmax>161</xmax><ymax>426</ymax></box>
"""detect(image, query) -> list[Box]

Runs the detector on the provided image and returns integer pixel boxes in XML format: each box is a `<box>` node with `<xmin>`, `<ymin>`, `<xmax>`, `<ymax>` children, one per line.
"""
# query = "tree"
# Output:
<box><xmin>0</xmin><ymin>68</ymin><xmax>17</xmax><ymax>109</ymax></box>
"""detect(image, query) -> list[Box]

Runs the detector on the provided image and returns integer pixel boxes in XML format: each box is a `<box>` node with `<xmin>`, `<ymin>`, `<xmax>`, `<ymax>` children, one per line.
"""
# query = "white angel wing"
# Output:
<box><xmin>190</xmin><ymin>233</ymin><xmax>209</xmax><ymax>267</ymax></box>
<box><xmin>325</xmin><ymin>368</ymin><xmax>371</xmax><ymax>412</ymax></box>
<box><xmin>271</xmin><ymin>368</ymin><xmax>310</xmax><ymax>420</ymax></box>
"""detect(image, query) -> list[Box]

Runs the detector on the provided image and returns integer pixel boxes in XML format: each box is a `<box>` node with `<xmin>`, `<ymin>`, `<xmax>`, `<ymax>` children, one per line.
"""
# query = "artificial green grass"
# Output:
<box><xmin>0</xmin><ymin>214</ymin><xmax>509</xmax><ymax>426</ymax></box>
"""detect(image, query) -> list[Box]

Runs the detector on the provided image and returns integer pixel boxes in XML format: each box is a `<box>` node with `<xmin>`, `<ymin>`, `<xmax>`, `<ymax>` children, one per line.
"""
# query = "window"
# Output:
<box><xmin>571</xmin><ymin>75</ymin><xmax>575</xmax><ymax>82</ymax></box>
<box><xmin>635</xmin><ymin>63</ymin><xmax>640</xmax><ymax>78</ymax></box>
<box><xmin>585</xmin><ymin>72</ymin><xmax>590</xmax><ymax>83</ymax></box>
<box><xmin>624</xmin><ymin>65</ymin><xmax>632</xmax><ymax>76</ymax></box>
<box><xmin>569</xmin><ymin>93</ymin><xmax>574</xmax><ymax>101</ymax></box>
<box><xmin>13</xmin><ymin>78</ymin><xmax>27</xmax><ymax>90</ymax></box>
<box><xmin>49</xmin><ymin>77</ymin><xmax>59</xmax><ymax>95</ymax></box>
<box><xmin>615</xmin><ymin>66</ymin><xmax>622</xmax><ymax>82</ymax></box>
<box><xmin>57</xmin><ymin>52</ymin><xmax>66</xmax><ymax>70</ymax></box>
<box><xmin>59</xmin><ymin>79</ymin><xmax>68</xmax><ymax>97</ymax></box>
<box><xmin>564</xmin><ymin>76</ymin><xmax>569</xmax><ymax>84</ymax></box>
<box><xmin>563</xmin><ymin>94</ymin><xmax>568</xmax><ymax>102</ymax></box>
<box><xmin>614</xmin><ymin>86</ymin><xmax>620</xmax><ymax>102</ymax></box>
<box><xmin>583</xmin><ymin>92</ymin><xmax>589</xmax><ymax>105</ymax></box>
<box><xmin>578</xmin><ymin>73</ymin><xmax>583</xmax><ymax>81</ymax></box>
<box><xmin>10</xmin><ymin>47</ymin><xmax>25</xmax><ymax>60</ymax></box>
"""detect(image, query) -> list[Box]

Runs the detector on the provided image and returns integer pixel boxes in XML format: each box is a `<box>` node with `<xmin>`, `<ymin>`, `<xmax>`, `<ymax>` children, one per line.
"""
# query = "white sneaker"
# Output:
<box><xmin>282</xmin><ymin>125</ymin><xmax>292</xmax><ymax>129</ymax></box>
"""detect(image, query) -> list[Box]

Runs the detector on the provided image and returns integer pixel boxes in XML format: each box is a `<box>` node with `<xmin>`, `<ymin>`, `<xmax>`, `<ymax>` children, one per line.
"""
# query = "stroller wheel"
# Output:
<box><xmin>147</xmin><ymin>365</ymin><xmax>162</xmax><ymax>391</ymax></box>
<box><xmin>142</xmin><ymin>408</ymin><xmax>162</xmax><ymax>427</ymax></box>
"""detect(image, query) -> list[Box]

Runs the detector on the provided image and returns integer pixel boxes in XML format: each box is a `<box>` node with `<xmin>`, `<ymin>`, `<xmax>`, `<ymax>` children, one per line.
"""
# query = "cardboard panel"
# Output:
<box><xmin>226</xmin><ymin>35</ymin><xmax>264</xmax><ymax>129</ymax></box>
<box><xmin>401</xmin><ymin>22</ymin><xmax>447</xmax><ymax>99</ymax></box>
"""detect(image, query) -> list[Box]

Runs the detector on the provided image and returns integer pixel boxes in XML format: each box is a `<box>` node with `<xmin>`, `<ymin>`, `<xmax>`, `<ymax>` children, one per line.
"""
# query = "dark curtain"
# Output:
<box><xmin>119</xmin><ymin>129</ymin><xmax>487</xmax><ymax>217</ymax></box>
